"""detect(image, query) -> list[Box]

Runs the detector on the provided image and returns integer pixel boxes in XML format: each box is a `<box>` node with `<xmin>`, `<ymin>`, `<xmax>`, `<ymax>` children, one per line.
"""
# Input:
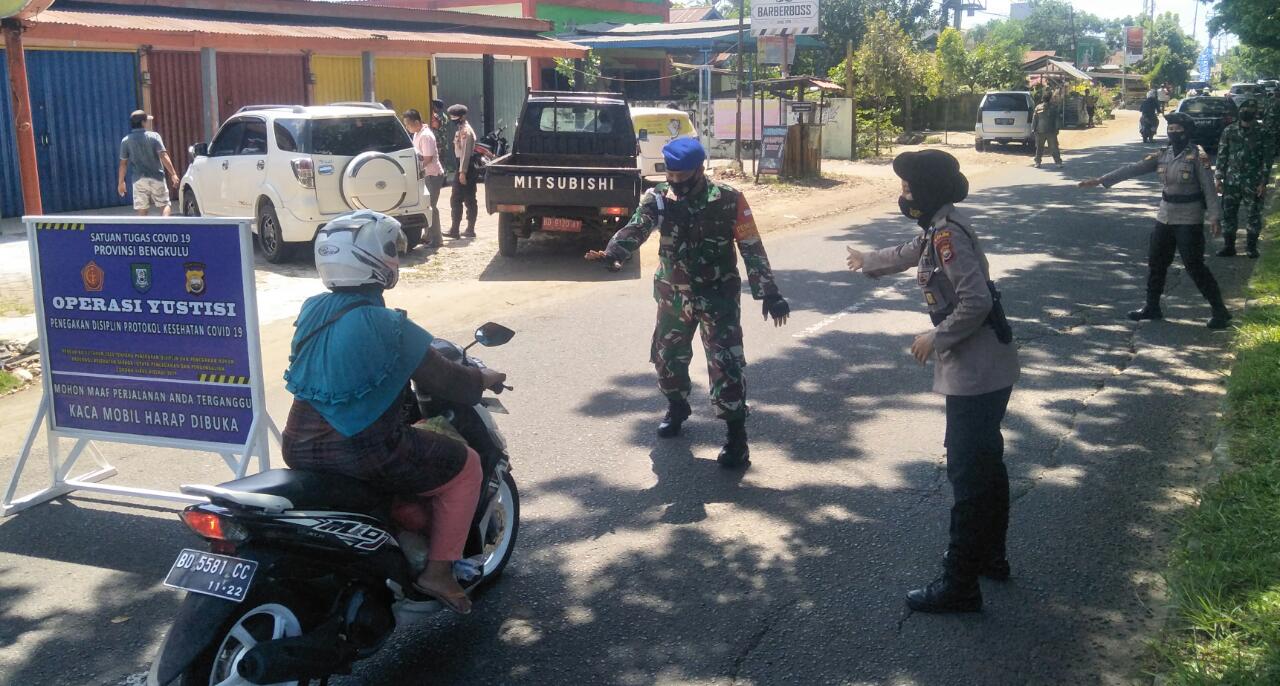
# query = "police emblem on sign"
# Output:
<box><xmin>131</xmin><ymin>263</ymin><xmax>152</xmax><ymax>294</ymax></box>
<box><xmin>184</xmin><ymin>262</ymin><xmax>206</xmax><ymax>296</ymax></box>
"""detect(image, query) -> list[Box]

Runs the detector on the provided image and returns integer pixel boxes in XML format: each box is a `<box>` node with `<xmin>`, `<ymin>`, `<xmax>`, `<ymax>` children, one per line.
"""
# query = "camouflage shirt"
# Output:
<box><xmin>604</xmin><ymin>180</ymin><xmax>780</xmax><ymax>300</ymax></box>
<box><xmin>1216</xmin><ymin>122</ymin><xmax>1272</xmax><ymax>189</ymax></box>
<box><xmin>1264</xmin><ymin>97</ymin><xmax>1280</xmax><ymax>162</ymax></box>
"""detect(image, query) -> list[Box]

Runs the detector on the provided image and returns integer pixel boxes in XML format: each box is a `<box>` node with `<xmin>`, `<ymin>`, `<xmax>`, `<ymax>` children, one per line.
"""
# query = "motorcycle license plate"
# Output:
<box><xmin>995</xmin><ymin>118</ymin><xmax>1014</xmax><ymax>125</ymax></box>
<box><xmin>543</xmin><ymin>217</ymin><xmax>582</xmax><ymax>233</ymax></box>
<box><xmin>164</xmin><ymin>548</ymin><xmax>257</xmax><ymax>602</ymax></box>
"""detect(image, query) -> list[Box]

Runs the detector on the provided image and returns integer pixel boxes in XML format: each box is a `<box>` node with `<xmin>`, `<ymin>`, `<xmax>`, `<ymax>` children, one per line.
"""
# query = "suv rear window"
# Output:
<box><xmin>1231</xmin><ymin>85</ymin><xmax>1259</xmax><ymax>94</ymax></box>
<box><xmin>306</xmin><ymin>116</ymin><xmax>411</xmax><ymax>156</ymax></box>
<box><xmin>1181</xmin><ymin>99</ymin><xmax>1234</xmax><ymax>115</ymax></box>
<box><xmin>981</xmin><ymin>94</ymin><xmax>1030</xmax><ymax>112</ymax></box>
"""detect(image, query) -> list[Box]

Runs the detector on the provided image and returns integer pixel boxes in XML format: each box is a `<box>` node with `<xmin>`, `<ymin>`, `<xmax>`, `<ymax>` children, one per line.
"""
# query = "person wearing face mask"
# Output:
<box><xmin>1079</xmin><ymin>112</ymin><xmax>1231</xmax><ymax>329</ymax></box>
<box><xmin>584</xmin><ymin>138</ymin><xmax>791</xmax><ymax>469</ymax></box>
<box><xmin>846</xmin><ymin>150</ymin><xmax>1020</xmax><ymax>614</ymax></box>
<box><xmin>1214</xmin><ymin>100</ymin><xmax>1272</xmax><ymax>258</ymax></box>
<box><xmin>446</xmin><ymin>104</ymin><xmax>478</xmax><ymax>239</ymax></box>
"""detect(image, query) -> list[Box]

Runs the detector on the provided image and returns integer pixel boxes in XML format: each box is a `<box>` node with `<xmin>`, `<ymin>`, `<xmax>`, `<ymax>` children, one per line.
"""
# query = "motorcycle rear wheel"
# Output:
<box><xmin>178</xmin><ymin>590</ymin><xmax>308</xmax><ymax>686</ymax></box>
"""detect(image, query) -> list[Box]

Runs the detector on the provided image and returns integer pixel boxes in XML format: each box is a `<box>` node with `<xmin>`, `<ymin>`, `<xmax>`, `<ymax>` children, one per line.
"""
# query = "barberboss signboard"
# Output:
<box><xmin>752</xmin><ymin>0</ymin><xmax>820</xmax><ymax>37</ymax></box>
<box><xmin>758</xmin><ymin>126</ymin><xmax>788</xmax><ymax>175</ymax></box>
<box><xmin>4</xmin><ymin>217</ymin><xmax>272</xmax><ymax>515</ymax></box>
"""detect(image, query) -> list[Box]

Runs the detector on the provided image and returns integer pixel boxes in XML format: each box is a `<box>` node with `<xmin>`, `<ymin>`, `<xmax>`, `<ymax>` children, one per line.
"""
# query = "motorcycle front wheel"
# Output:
<box><xmin>179</xmin><ymin>592</ymin><xmax>306</xmax><ymax>686</ymax></box>
<box><xmin>474</xmin><ymin>471</ymin><xmax>520</xmax><ymax>591</ymax></box>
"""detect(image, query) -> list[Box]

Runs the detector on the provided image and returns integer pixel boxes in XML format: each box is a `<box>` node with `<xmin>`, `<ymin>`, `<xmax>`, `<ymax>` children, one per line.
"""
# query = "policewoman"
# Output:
<box><xmin>1079</xmin><ymin>111</ymin><xmax>1231</xmax><ymax>329</ymax></box>
<box><xmin>846</xmin><ymin>150</ymin><xmax>1020</xmax><ymax>613</ymax></box>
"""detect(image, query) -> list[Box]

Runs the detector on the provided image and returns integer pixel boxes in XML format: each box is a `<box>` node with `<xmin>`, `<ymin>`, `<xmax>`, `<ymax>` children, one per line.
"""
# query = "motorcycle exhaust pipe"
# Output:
<box><xmin>237</xmin><ymin>629</ymin><xmax>348</xmax><ymax>684</ymax></box>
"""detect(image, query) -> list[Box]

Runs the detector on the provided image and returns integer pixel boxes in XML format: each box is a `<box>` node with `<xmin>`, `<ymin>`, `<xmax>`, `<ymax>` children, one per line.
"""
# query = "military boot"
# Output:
<box><xmin>463</xmin><ymin>223</ymin><xmax>477</xmax><ymax>238</ymax></box>
<box><xmin>445</xmin><ymin>225</ymin><xmax>462</xmax><ymax>240</ymax></box>
<box><xmin>1207</xmin><ymin>308</ymin><xmax>1233</xmax><ymax>330</ymax></box>
<box><xmin>1217</xmin><ymin>236</ymin><xmax>1237</xmax><ymax>257</ymax></box>
<box><xmin>905</xmin><ymin>570</ymin><xmax>982</xmax><ymax>614</ymax></box>
<box><xmin>1127</xmin><ymin>304</ymin><xmax>1163</xmax><ymax>321</ymax></box>
<box><xmin>1246</xmin><ymin>233</ymin><xmax>1260</xmax><ymax>259</ymax></box>
<box><xmin>716</xmin><ymin>419</ymin><xmax>750</xmax><ymax>469</ymax></box>
<box><xmin>656</xmin><ymin>397</ymin><xmax>692</xmax><ymax>438</ymax></box>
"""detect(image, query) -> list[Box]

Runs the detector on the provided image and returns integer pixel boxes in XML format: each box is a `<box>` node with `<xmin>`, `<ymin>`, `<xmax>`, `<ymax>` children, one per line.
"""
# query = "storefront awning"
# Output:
<box><xmin>23</xmin><ymin>9</ymin><xmax>588</xmax><ymax>58</ymax></box>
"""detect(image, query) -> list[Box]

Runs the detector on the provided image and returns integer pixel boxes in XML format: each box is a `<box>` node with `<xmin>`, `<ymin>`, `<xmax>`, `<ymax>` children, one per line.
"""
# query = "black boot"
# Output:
<box><xmin>1207</xmin><ymin>308</ymin><xmax>1233</xmax><ymax>330</ymax></box>
<box><xmin>656</xmin><ymin>397</ymin><xmax>691</xmax><ymax>438</ymax></box>
<box><xmin>463</xmin><ymin>223</ymin><xmax>477</xmax><ymax>238</ymax></box>
<box><xmin>905</xmin><ymin>571</ymin><xmax>982</xmax><ymax>613</ymax></box>
<box><xmin>717</xmin><ymin>419</ymin><xmax>750</xmax><ymax>469</ymax></box>
<box><xmin>1246</xmin><ymin>233</ymin><xmax>1260</xmax><ymax>259</ymax></box>
<box><xmin>1127</xmin><ymin>304</ymin><xmax>1163</xmax><ymax>321</ymax></box>
<box><xmin>1217</xmin><ymin>237</ymin><xmax>1236</xmax><ymax>257</ymax></box>
<box><xmin>445</xmin><ymin>226</ymin><xmax>461</xmax><ymax>239</ymax></box>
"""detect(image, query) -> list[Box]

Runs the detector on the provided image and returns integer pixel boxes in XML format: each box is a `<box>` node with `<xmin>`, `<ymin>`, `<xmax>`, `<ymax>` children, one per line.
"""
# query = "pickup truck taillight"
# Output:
<box><xmin>496</xmin><ymin>204</ymin><xmax>527</xmax><ymax>213</ymax></box>
<box><xmin>600</xmin><ymin>207</ymin><xmax>630</xmax><ymax>216</ymax></box>
<box><xmin>290</xmin><ymin>158</ymin><xmax>316</xmax><ymax>189</ymax></box>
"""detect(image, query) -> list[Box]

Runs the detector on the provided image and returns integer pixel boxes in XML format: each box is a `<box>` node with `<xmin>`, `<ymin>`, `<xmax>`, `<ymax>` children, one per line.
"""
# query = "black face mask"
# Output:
<box><xmin>1168</xmin><ymin>131</ymin><xmax>1188</xmax><ymax>148</ymax></box>
<box><xmin>670</xmin><ymin>171</ymin><xmax>703</xmax><ymax>198</ymax></box>
<box><xmin>1241</xmin><ymin>111</ymin><xmax>1257</xmax><ymax>123</ymax></box>
<box><xmin>898</xmin><ymin>195</ymin><xmax>923</xmax><ymax>221</ymax></box>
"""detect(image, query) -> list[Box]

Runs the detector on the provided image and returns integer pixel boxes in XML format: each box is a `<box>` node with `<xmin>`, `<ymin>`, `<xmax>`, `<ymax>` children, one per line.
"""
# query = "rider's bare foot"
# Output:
<box><xmin>413</xmin><ymin>560</ymin><xmax>472</xmax><ymax>614</ymax></box>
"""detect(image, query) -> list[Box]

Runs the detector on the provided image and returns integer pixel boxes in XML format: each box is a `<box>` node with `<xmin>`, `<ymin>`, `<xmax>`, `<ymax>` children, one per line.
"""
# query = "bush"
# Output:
<box><xmin>857</xmin><ymin>107</ymin><xmax>902</xmax><ymax>157</ymax></box>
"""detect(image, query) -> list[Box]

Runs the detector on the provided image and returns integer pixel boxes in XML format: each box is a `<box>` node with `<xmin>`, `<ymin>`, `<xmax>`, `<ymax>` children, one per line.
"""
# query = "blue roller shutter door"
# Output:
<box><xmin>28</xmin><ymin>50</ymin><xmax>139</xmax><ymax>214</ymax></box>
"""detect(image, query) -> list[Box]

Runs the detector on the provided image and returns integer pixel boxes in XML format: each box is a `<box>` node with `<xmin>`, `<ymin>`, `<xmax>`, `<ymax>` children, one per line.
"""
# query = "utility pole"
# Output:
<box><xmin>734</xmin><ymin>0</ymin><xmax>744</xmax><ymax>169</ymax></box>
<box><xmin>846</xmin><ymin>39</ymin><xmax>856</xmax><ymax>161</ymax></box>
<box><xmin>1069</xmin><ymin>6</ymin><xmax>1078</xmax><ymax>65</ymax></box>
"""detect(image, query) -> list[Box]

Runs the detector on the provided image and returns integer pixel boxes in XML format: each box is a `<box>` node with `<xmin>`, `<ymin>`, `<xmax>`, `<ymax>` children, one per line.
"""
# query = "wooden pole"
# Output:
<box><xmin>734</xmin><ymin>0</ymin><xmax>743</xmax><ymax>168</ymax></box>
<box><xmin>845</xmin><ymin>39</ymin><xmax>856</xmax><ymax>161</ymax></box>
<box><xmin>4</xmin><ymin>19</ymin><xmax>41</xmax><ymax>215</ymax></box>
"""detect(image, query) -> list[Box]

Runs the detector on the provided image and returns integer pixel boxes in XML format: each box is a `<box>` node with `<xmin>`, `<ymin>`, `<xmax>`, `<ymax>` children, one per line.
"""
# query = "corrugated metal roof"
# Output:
<box><xmin>670</xmin><ymin>7</ymin><xmax>721</xmax><ymax>23</ymax></box>
<box><xmin>25</xmin><ymin>9</ymin><xmax>587</xmax><ymax>58</ymax></box>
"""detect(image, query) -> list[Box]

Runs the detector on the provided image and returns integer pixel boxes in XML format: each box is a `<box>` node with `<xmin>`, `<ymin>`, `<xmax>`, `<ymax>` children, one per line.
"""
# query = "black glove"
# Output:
<box><xmin>762</xmin><ymin>294</ymin><xmax>790</xmax><ymax>321</ymax></box>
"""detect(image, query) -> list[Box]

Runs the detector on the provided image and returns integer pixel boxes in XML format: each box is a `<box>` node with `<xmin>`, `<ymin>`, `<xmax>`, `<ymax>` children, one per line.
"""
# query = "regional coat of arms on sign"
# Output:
<box><xmin>131</xmin><ymin>263</ymin><xmax>152</xmax><ymax>294</ymax></box>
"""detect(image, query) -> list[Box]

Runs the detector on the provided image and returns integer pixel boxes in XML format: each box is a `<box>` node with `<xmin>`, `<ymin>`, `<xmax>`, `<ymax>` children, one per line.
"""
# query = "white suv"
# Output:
<box><xmin>180</xmin><ymin>104</ymin><xmax>428</xmax><ymax>263</ymax></box>
<box><xmin>974</xmin><ymin>91</ymin><xmax>1035</xmax><ymax>152</ymax></box>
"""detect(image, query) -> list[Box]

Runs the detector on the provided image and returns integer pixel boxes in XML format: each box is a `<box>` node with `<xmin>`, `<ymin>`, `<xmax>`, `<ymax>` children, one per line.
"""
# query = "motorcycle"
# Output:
<box><xmin>472</xmin><ymin>125</ymin><xmax>508</xmax><ymax>182</ymax></box>
<box><xmin>1140</xmin><ymin>112</ymin><xmax>1159</xmax><ymax>143</ymax></box>
<box><xmin>148</xmin><ymin>323</ymin><xmax>519</xmax><ymax>686</ymax></box>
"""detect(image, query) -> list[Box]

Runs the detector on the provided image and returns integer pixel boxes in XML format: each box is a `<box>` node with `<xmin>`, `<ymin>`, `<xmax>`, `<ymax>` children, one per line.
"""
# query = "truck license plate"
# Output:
<box><xmin>995</xmin><ymin>118</ymin><xmax>1014</xmax><ymax>125</ymax></box>
<box><xmin>164</xmin><ymin>548</ymin><xmax>257</xmax><ymax>602</ymax></box>
<box><xmin>543</xmin><ymin>217</ymin><xmax>582</xmax><ymax>233</ymax></box>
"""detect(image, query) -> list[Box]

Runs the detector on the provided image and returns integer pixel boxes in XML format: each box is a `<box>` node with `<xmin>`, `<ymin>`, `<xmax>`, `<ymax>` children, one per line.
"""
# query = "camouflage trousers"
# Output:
<box><xmin>651</xmin><ymin>285</ymin><xmax>748</xmax><ymax>421</ymax></box>
<box><xmin>1222</xmin><ymin>188</ymin><xmax>1264</xmax><ymax>238</ymax></box>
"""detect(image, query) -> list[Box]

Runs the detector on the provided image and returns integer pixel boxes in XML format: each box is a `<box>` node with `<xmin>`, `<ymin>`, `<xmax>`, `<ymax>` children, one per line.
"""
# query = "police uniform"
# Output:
<box><xmin>1215</xmin><ymin>103</ymin><xmax>1273</xmax><ymax>257</ymax></box>
<box><xmin>602</xmin><ymin>139</ymin><xmax>787</xmax><ymax>467</ymax></box>
<box><xmin>859</xmin><ymin>150</ymin><xmax>1019</xmax><ymax>613</ymax></box>
<box><xmin>1097</xmin><ymin>122</ymin><xmax>1230</xmax><ymax>327</ymax></box>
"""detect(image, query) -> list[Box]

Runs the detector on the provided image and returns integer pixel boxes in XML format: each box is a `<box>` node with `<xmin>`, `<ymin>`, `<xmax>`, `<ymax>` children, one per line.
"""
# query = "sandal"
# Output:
<box><xmin>411</xmin><ymin>582</ymin><xmax>472</xmax><ymax>615</ymax></box>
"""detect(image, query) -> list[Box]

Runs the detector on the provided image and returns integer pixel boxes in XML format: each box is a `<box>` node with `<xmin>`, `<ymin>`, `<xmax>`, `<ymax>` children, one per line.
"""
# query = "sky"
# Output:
<box><xmin>966</xmin><ymin>1</ymin><xmax>1233</xmax><ymax>50</ymax></box>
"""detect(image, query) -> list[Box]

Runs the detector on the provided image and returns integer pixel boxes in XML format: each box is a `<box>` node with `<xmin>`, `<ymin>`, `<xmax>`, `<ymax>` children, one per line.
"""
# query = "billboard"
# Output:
<box><xmin>751</xmin><ymin>0</ymin><xmax>820</xmax><ymax>36</ymax></box>
<box><xmin>1125</xmin><ymin>26</ymin><xmax>1144</xmax><ymax>64</ymax></box>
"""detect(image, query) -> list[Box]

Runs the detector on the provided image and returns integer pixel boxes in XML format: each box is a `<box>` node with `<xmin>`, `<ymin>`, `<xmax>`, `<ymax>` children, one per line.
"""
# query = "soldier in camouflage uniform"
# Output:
<box><xmin>1215</xmin><ymin>99</ymin><xmax>1273</xmax><ymax>258</ymax></box>
<box><xmin>586</xmin><ymin>138</ymin><xmax>791</xmax><ymax>468</ymax></box>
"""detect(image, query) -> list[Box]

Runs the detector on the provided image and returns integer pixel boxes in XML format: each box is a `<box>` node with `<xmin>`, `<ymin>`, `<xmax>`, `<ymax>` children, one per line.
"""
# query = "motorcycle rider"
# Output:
<box><xmin>281</xmin><ymin>210</ymin><xmax>506</xmax><ymax>614</ymax></box>
<box><xmin>1139</xmin><ymin>95</ymin><xmax>1160</xmax><ymax>143</ymax></box>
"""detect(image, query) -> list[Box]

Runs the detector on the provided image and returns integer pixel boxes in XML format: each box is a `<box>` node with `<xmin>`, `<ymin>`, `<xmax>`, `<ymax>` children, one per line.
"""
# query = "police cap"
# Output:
<box><xmin>1164</xmin><ymin>112</ymin><xmax>1197</xmax><ymax>134</ymax></box>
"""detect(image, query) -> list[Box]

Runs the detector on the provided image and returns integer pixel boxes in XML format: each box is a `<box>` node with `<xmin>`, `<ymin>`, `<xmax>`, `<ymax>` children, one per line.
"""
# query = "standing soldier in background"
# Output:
<box><xmin>1031</xmin><ymin>91</ymin><xmax>1062</xmax><ymax>168</ymax></box>
<box><xmin>1084</xmin><ymin>88</ymin><xmax>1099</xmax><ymax>128</ymax></box>
<box><xmin>1215</xmin><ymin>100</ymin><xmax>1272</xmax><ymax>259</ymax></box>
<box><xmin>1078</xmin><ymin>113</ymin><xmax>1232</xmax><ymax>329</ymax></box>
<box><xmin>585</xmin><ymin>138</ymin><xmax>791</xmax><ymax>469</ymax></box>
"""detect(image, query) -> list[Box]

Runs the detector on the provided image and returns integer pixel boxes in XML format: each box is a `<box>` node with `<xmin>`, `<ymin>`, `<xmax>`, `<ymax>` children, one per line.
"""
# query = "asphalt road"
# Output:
<box><xmin>0</xmin><ymin>119</ymin><xmax>1257</xmax><ymax>685</ymax></box>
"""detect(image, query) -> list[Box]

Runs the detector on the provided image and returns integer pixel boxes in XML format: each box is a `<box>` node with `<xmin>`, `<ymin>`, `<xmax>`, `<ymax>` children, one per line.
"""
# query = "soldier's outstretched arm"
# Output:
<box><xmin>731</xmin><ymin>194</ymin><xmax>780</xmax><ymax>299</ymax></box>
<box><xmin>594</xmin><ymin>189</ymin><xmax>661</xmax><ymax>264</ymax></box>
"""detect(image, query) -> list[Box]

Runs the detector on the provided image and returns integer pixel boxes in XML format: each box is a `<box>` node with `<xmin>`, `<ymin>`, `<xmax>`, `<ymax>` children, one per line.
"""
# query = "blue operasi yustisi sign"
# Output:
<box><xmin>34</xmin><ymin>221</ymin><xmax>255</xmax><ymax>447</ymax></box>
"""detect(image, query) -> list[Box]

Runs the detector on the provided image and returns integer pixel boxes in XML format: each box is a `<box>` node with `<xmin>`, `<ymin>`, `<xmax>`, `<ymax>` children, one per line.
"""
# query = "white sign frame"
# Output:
<box><xmin>3</xmin><ymin>216</ymin><xmax>277</xmax><ymax>516</ymax></box>
<box><xmin>751</xmin><ymin>0</ymin><xmax>820</xmax><ymax>37</ymax></box>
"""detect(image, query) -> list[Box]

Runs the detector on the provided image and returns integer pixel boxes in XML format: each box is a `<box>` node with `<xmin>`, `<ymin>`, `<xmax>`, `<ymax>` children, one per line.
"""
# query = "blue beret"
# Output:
<box><xmin>663</xmin><ymin>137</ymin><xmax>706</xmax><ymax>172</ymax></box>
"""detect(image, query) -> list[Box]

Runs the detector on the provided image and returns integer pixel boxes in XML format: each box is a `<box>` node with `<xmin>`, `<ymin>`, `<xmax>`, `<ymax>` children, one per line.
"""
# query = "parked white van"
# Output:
<box><xmin>630</xmin><ymin>106</ymin><xmax>698</xmax><ymax>178</ymax></box>
<box><xmin>974</xmin><ymin>91</ymin><xmax>1035</xmax><ymax>152</ymax></box>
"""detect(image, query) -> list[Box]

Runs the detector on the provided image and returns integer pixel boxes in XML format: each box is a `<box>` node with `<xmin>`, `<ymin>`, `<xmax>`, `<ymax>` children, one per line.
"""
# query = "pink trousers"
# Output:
<box><xmin>391</xmin><ymin>447</ymin><xmax>482</xmax><ymax>561</ymax></box>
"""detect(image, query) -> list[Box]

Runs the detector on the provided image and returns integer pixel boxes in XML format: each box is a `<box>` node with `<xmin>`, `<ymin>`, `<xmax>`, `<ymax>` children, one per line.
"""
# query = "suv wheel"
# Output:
<box><xmin>182</xmin><ymin>191</ymin><xmax>201</xmax><ymax>217</ymax></box>
<box><xmin>257</xmin><ymin>200</ymin><xmax>293</xmax><ymax>264</ymax></box>
<box><xmin>498</xmin><ymin>213</ymin><xmax>519</xmax><ymax>258</ymax></box>
<box><xmin>974</xmin><ymin>139</ymin><xmax>986</xmax><ymax>152</ymax></box>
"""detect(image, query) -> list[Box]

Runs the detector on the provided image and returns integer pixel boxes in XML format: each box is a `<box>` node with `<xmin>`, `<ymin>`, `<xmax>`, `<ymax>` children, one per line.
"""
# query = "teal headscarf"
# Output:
<box><xmin>284</xmin><ymin>290</ymin><xmax>432</xmax><ymax>437</ymax></box>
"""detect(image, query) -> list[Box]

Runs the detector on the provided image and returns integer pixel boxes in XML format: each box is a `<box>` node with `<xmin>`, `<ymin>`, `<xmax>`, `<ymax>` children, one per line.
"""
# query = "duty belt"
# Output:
<box><xmin>1162</xmin><ymin>191</ymin><xmax>1205</xmax><ymax>204</ymax></box>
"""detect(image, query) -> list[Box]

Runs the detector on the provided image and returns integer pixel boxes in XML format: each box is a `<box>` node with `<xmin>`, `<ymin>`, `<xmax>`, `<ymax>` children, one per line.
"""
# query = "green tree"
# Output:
<box><xmin>812</xmin><ymin>0</ymin><xmax>937</xmax><ymax>76</ymax></box>
<box><xmin>1209</xmin><ymin>0</ymin><xmax>1280</xmax><ymax>52</ymax></box>
<box><xmin>852</xmin><ymin>10</ymin><xmax>929</xmax><ymax>150</ymax></box>
<box><xmin>1136</xmin><ymin>12</ymin><xmax>1200</xmax><ymax>87</ymax></box>
<box><xmin>935</xmin><ymin>27</ymin><xmax>974</xmax><ymax>91</ymax></box>
<box><xmin>1219</xmin><ymin>45</ymin><xmax>1280</xmax><ymax>83</ymax></box>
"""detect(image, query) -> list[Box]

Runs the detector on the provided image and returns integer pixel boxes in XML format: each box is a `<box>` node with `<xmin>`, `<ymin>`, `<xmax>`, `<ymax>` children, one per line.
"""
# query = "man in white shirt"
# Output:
<box><xmin>403</xmin><ymin>109</ymin><xmax>445</xmax><ymax>249</ymax></box>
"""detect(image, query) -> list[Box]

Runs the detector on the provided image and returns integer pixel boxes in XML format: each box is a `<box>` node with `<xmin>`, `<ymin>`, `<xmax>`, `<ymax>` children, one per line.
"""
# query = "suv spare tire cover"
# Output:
<box><xmin>341</xmin><ymin>151</ymin><xmax>409</xmax><ymax>213</ymax></box>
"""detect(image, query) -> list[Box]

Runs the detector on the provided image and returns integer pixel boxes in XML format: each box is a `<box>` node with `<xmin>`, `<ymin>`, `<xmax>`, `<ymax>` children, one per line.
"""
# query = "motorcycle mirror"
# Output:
<box><xmin>474</xmin><ymin>322</ymin><xmax>515</xmax><ymax>347</ymax></box>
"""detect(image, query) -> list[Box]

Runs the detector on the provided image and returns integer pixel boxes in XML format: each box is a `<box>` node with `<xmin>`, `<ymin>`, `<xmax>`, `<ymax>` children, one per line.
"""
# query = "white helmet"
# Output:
<box><xmin>314</xmin><ymin>210</ymin><xmax>407</xmax><ymax>290</ymax></box>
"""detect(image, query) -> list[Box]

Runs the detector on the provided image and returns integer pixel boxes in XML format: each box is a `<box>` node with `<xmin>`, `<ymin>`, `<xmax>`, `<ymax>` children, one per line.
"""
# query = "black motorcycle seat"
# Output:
<box><xmin>220</xmin><ymin>469</ymin><xmax>389</xmax><ymax>516</ymax></box>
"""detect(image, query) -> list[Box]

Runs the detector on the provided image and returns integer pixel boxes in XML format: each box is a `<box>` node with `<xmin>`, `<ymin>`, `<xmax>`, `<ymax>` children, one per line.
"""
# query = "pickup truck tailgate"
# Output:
<box><xmin>485</xmin><ymin>160</ymin><xmax>642</xmax><ymax>213</ymax></box>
